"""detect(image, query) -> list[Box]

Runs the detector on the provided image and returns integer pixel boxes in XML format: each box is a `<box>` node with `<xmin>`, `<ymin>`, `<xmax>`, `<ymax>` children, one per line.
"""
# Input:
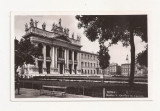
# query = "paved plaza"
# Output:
<box><xmin>15</xmin><ymin>88</ymin><xmax>92</xmax><ymax>98</ymax></box>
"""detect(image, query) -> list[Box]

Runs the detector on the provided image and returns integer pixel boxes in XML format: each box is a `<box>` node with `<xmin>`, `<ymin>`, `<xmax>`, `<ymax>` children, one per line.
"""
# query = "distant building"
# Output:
<box><xmin>121</xmin><ymin>63</ymin><xmax>148</xmax><ymax>77</ymax></box>
<box><xmin>104</xmin><ymin>63</ymin><xmax>121</xmax><ymax>76</ymax></box>
<box><xmin>81</xmin><ymin>51</ymin><xmax>102</xmax><ymax>75</ymax></box>
<box><xmin>121</xmin><ymin>63</ymin><xmax>130</xmax><ymax>76</ymax></box>
<box><xmin>104</xmin><ymin>67</ymin><xmax>110</xmax><ymax>75</ymax></box>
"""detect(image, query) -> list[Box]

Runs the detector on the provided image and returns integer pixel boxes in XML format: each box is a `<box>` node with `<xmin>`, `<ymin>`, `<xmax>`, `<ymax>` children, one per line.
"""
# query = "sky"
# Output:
<box><xmin>14</xmin><ymin>15</ymin><xmax>147</xmax><ymax>65</ymax></box>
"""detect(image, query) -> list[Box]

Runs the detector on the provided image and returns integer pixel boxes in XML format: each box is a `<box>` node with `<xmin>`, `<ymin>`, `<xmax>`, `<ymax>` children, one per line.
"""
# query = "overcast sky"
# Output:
<box><xmin>14</xmin><ymin>15</ymin><xmax>147</xmax><ymax>65</ymax></box>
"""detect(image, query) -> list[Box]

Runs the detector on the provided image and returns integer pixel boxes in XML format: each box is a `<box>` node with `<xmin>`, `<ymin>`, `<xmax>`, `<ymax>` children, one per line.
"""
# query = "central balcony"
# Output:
<box><xmin>74</xmin><ymin>60</ymin><xmax>78</xmax><ymax>64</ymax></box>
<box><xmin>46</xmin><ymin>56</ymin><xmax>51</xmax><ymax>61</ymax></box>
<box><xmin>69</xmin><ymin>60</ymin><xmax>73</xmax><ymax>64</ymax></box>
<box><xmin>38</xmin><ymin>56</ymin><xmax>43</xmax><ymax>60</ymax></box>
<box><xmin>57</xmin><ymin>57</ymin><xmax>65</xmax><ymax>63</ymax></box>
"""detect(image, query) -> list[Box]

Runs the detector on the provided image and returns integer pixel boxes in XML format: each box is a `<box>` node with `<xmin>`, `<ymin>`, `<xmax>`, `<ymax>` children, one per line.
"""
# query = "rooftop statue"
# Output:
<box><xmin>72</xmin><ymin>33</ymin><xmax>74</xmax><ymax>39</ymax></box>
<box><xmin>59</xmin><ymin>18</ymin><xmax>61</xmax><ymax>27</ymax></box>
<box><xmin>35</xmin><ymin>20</ymin><xmax>39</xmax><ymax>27</ymax></box>
<box><xmin>42</xmin><ymin>22</ymin><xmax>46</xmax><ymax>30</ymax></box>
<box><xmin>51</xmin><ymin>23</ymin><xmax>58</xmax><ymax>32</ymax></box>
<box><xmin>64</xmin><ymin>28</ymin><xmax>69</xmax><ymax>35</ymax></box>
<box><xmin>58</xmin><ymin>27</ymin><xmax>63</xmax><ymax>32</ymax></box>
<box><xmin>64</xmin><ymin>28</ymin><xmax>66</xmax><ymax>33</ymax></box>
<box><xmin>25</xmin><ymin>23</ymin><xmax>28</xmax><ymax>32</ymax></box>
<box><xmin>77</xmin><ymin>35</ymin><xmax>81</xmax><ymax>41</ymax></box>
<box><xmin>30</xmin><ymin>18</ymin><xmax>34</xmax><ymax>27</ymax></box>
<box><xmin>66</xmin><ymin>28</ymin><xmax>69</xmax><ymax>35</ymax></box>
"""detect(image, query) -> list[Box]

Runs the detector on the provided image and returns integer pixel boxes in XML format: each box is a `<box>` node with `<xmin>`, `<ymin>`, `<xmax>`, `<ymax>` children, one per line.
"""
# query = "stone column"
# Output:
<box><xmin>64</xmin><ymin>49</ymin><xmax>66</xmax><ymax>73</ymax></box>
<box><xmin>79</xmin><ymin>52</ymin><xmax>82</xmax><ymax>70</ymax></box>
<box><xmin>35</xmin><ymin>58</ymin><xmax>38</xmax><ymax>68</ymax></box>
<box><xmin>65</xmin><ymin>49</ymin><xmax>69</xmax><ymax>74</ymax></box>
<box><xmin>55</xmin><ymin>47</ymin><xmax>58</xmax><ymax>73</ymax></box>
<box><xmin>34</xmin><ymin>58</ymin><xmax>39</xmax><ymax>75</ymax></box>
<box><xmin>35</xmin><ymin>43</ymin><xmax>39</xmax><ymax>75</ymax></box>
<box><xmin>76</xmin><ymin>52</ymin><xmax>78</xmax><ymax>74</ymax></box>
<box><xmin>58</xmin><ymin>64</ymin><xmax>60</xmax><ymax>74</ymax></box>
<box><xmin>67</xmin><ymin>50</ymin><xmax>69</xmax><ymax>69</ymax></box>
<box><xmin>50</xmin><ymin>46</ymin><xmax>55</xmax><ymax>74</ymax></box>
<box><xmin>64</xmin><ymin>49</ymin><xmax>66</xmax><ymax>74</ymax></box>
<box><xmin>77</xmin><ymin>52</ymin><xmax>81</xmax><ymax>75</ymax></box>
<box><xmin>72</xmin><ymin>50</ymin><xmax>75</xmax><ymax>74</ymax></box>
<box><xmin>42</xmin><ymin>44</ymin><xmax>47</xmax><ymax>74</ymax></box>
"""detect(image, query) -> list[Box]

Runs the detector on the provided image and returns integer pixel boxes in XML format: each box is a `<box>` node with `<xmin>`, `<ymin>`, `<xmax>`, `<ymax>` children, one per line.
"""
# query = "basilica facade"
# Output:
<box><xmin>22</xmin><ymin>18</ymin><xmax>101</xmax><ymax>77</ymax></box>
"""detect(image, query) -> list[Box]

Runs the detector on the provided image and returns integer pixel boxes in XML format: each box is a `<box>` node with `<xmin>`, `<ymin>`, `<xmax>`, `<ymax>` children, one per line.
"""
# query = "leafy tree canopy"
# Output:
<box><xmin>15</xmin><ymin>37</ymin><xmax>41</xmax><ymax>70</ymax></box>
<box><xmin>98</xmin><ymin>44</ymin><xmax>110</xmax><ymax>69</ymax></box>
<box><xmin>76</xmin><ymin>15</ymin><xmax>147</xmax><ymax>46</ymax></box>
<box><xmin>136</xmin><ymin>46</ymin><xmax>148</xmax><ymax>67</ymax></box>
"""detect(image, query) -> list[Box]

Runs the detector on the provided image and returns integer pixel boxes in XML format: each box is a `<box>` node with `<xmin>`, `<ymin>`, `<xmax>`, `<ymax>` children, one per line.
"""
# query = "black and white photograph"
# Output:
<box><xmin>1</xmin><ymin>0</ymin><xmax>160</xmax><ymax>110</ymax></box>
<box><xmin>12</xmin><ymin>14</ymin><xmax>148</xmax><ymax>99</ymax></box>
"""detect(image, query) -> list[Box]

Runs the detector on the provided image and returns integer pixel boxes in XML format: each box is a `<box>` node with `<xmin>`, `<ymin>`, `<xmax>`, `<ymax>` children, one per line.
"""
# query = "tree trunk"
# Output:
<box><xmin>15</xmin><ymin>65</ymin><xmax>18</xmax><ymax>77</ymax></box>
<box><xmin>129</xmin><ymin>28</ymin><xmax>135</xmax><ymax>87</ymax></box>
<box><xmin>15</xmin><ymin>65</ymin><xmax>20</xmax><ymax>95</ymax></box>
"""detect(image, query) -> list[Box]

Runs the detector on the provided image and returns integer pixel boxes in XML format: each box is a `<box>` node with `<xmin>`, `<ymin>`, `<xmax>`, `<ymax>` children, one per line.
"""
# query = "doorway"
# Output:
<box><xmin>59</xmin><ymin>63</ymin><xmax>63</xmax><ymax>74</ymax></box>
<box><xmin>46</xmin><ymin>62</ymin><xmax>51</xmax><ymax>74</ymax></box>
<box><xmin>74</xmin><ymin>64</ymin><xmax>77</xmax><ymax>74</ymax></box>
<box><xmin>69</xmin><ymin>64</ymin><xmax>72</xmax><ymax>74</ymax></box>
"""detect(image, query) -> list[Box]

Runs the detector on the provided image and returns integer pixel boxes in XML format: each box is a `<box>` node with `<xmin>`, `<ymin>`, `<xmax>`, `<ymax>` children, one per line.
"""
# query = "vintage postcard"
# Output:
<box><xmin>11</xmin><ymin>11</ymin><xmax>151</xmax><ymax>101</ymax></box>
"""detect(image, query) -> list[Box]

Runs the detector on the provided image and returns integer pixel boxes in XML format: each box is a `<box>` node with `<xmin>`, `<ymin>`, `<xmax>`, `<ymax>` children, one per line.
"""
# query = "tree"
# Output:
<box><xmin>136</xmin><ymin>46</ymin><xmax>148</xmax><ymax>67</ymax></box>
<box><xmin>98</xmin><ymin>44</ymin><xmax>110</xmax><ymax>82</ymax></box>
<box><xmin>76</xmin><ymin>15</ymin><xmax>147</xmax><ymax>87</ymax></box>
<box><xmin>15</xmin><ymin>37</ymin><xmax>41</xmax><ymax>94</ymax></box>
<box><xmin>15</xmin><ymin>37</ymin><xmax>40</xmax><ymax>77</ymax></box>
<box><xmin>98</xmin><ymin>44</ymin><xmax>110</xmax><ymax>69</ymax></box>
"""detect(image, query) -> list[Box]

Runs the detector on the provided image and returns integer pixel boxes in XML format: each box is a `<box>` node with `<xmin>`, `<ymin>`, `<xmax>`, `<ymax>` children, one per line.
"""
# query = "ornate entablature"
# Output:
<box><xmin>24</xmin><ymin>18</ymin><xmax>81</xmax><ymax>46</ymax></box>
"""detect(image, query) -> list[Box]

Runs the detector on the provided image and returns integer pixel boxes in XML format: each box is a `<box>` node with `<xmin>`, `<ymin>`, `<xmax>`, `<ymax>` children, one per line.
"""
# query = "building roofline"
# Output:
<box><xmin>121</xmin><ymin>63</ymin><xmax>130</xmax><ymax>66</ymax></box>
<box><xmin>80</xmin><ymin>50</ymin><xmax>98</xmax><ymax>56</ymax></box>
<box><xmin>23</xmin><ymin>27</ymin><xmax>82</xmax><ymax>48</ymax></box>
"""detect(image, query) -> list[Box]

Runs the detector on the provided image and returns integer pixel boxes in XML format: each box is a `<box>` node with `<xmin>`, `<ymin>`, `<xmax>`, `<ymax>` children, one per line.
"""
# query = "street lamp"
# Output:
<box><xmin>126</xmin><ymin>55</ymin><xmax>129</xmax><ymax>77</ymax></box>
